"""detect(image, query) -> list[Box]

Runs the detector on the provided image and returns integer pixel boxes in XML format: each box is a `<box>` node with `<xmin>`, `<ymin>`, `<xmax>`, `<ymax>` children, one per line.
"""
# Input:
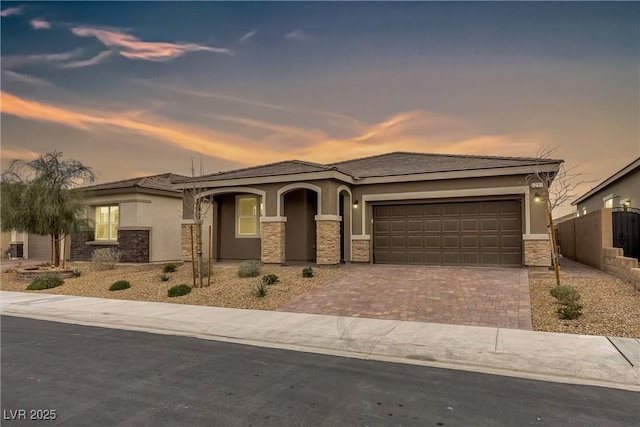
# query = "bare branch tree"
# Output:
<box><xmin>182</xmin><ymin>158</ymin><xmax>212</xmax><ymax>287</ymax></box>
<box><xmin>526</xmin><ymin>146</ymin><xmax>597</xmax><ymax>285</ymax></box>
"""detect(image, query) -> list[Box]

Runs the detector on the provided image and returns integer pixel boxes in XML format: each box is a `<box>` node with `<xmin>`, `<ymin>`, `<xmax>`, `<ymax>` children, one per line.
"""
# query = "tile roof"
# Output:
<box><xmin>81</xmin><ymin>173</ymin><xmax>188</xmax><ymax>193</ymax></box>
<box><xmin>176</xmin><ymin>160</ymin><xmax>335</xmax><ymax>183</ymax></box>
<box><xmin>328</xmin><ymin>152</ymin><xmax>562</xmax><ymax>178</ymax></box>
<box><xmin>179</xmin><ymin>151</ymin><xmax>562</xmax><ymax>182</ymax></box>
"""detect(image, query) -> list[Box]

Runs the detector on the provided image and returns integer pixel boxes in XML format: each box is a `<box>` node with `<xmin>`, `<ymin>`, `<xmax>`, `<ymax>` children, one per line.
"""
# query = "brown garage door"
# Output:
<box><xmin>373</xmin><ymin>200</ymin><xmax>522</xmax><ymax>267</ymax></box>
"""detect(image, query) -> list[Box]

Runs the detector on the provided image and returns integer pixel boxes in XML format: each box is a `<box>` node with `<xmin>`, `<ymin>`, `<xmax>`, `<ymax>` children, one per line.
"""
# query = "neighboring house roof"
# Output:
<box><xmin>81</xmin><ymin>173</ymin><xmax>188</xmax><ymax>197</ymax></box>
<box><xmin>572</xmin><ymin>157</ymin><xmax>640</xmax><ymax>206</ymax></box>
<box><xmin>177</xmin><ymin>152</ymin><xmax>562</xmax><ymax>184</ymax></box>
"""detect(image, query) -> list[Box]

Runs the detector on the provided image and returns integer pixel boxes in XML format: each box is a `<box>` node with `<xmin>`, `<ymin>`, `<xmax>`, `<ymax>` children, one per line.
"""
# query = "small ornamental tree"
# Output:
<box><xmin>1</xmin><ymin>151</ymin><xmax>95</xmax><ymax>267</ymax></box>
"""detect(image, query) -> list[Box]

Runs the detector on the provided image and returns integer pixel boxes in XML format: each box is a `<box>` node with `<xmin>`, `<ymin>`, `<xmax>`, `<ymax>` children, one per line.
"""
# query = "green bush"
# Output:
<box><xmin>91</xmin><ymin>248</ymin><xmax>121</xmax><ymax>269</ymax></box>
<box><xmin>302</xmin><ymin>267</ymin><xmax>314</xmax><ymax>278</ymax></box>
<box><xmin>26</xmin><ymin>274</ymin><xmax>64</xmax><ymax>291</ymax></box>
<box><xmin>238</xmin><ymin>260</ymin><xmax>261</xmax><ymax>278</ymax></box>
<box><xmin>261</xmin><ymin>274</ymin><xmax>279</xmax><ymax>285</ymax></box>
<box><xmin>550</xmin><ymin>285</ymin><xmax>581</xmax><ymax>305</ymax></box>
<box><xmin>160</xmin><ymin>273</ymin><xmax>170</xmax><ymax>282</ymax></box>
<box><xmin>71</xmin><ymin>268</ymin><xmax>82</xmax><ymax>278</ymax></box>
<box><xmin>254</xmin><ymin>282</ymin><xmax>268</xmax><ymax>297</ymax></box>
<box><xmin>168</xmin><ymin>284</ymin><xmax>191</xmax><ymax>298</ymax></box>
<box><xmin>557</xmin><ymin>304</ymin><xmax>583</xmax><ymax>320</ymax></box>
<box><xmin>162</xmin><ymin>263</ymin><xmax>178</xmax><ymax>273</ymax></box>
<box><xmin>109</xmin><ymin>280</ymin><xmax>130</xmax><ymax>291</ymax></box>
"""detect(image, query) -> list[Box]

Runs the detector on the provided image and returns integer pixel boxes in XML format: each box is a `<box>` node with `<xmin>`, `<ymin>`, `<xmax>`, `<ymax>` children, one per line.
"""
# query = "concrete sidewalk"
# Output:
<box><xmin>1</xmin><ymin>291</ymin><xmax>638</xmax><ymax>392</ymax></box>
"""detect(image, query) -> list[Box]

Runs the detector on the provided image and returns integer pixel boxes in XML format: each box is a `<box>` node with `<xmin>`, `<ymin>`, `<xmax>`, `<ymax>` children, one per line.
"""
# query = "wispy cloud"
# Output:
<box><xmin>30</xmin><ymin>19</ymin><xmax>50</xmax><ymax>30</ymax></box>
<box><xmin>1</xmin><ymin>49</ymin><xmax>83</xmax><ymax>68</ymax></box>
<box><xmin>1</xmin><ymin>70</ymin><xmax>51</xmax><ymax>87</ymax></box>
<box><xmin>135</xmin><ymin>81</ymin><xmax>364</xmax><ymax>132</ymax></box>
<box><xmin>284</xmin><ymin>29</ymin><xmax>310</xmax><ymax>41</ymax></box>
<box><xmin>0</xmin><ymin>91</ymin><xmax>543</xmax><ymax>168</ymax></box>
<box><xmin>0</xmin><ymin>6</ymin><xmax>23</xmax><ymax>17</ymax></box>
<box><xmin>62</xmin><ymin>50</ymin><xmax>112</xmax><ymax>68</ymax></box>
<box><xmin>71</xmin><ymin>26</ymin><xmax>233</xmax><ymax>61</ymax></box>
<box><xmin>239</xmin><ymin>29</ymin><xmax>257</xmax><ymax>43</ymax></box>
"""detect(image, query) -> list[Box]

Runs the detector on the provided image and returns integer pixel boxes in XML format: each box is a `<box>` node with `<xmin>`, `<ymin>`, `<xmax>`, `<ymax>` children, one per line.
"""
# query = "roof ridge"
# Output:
<box><xmin>329</xmin><ymin>151</ymin><xmax>561</xmax><ymax>165</ymax></box>
<box><xmin>292</xmin><ymin>159</ymin><xmax>334</xmax><ymax>170</ymax></box>
<box><xmin>195</xmin><ymin>159</ymin><xmax>300</xmax><ymax>180</ymax></box>
<box><xmin>81</xmin><ymin>172</ymin><xmax>182</xmax><ymax>189</ymax></box>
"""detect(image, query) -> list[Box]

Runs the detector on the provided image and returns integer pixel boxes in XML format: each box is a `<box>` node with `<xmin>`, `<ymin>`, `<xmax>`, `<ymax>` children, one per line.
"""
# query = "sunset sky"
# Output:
<box><xmin>1</xmin><ymin>1</ymin><xmax>638</xmax><ymax>216</ymax></box>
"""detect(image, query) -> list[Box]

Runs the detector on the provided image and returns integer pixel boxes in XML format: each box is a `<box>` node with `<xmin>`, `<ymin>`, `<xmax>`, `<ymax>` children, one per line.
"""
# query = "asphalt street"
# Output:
<box><xmin>1</xmin><ymin>316</ymin><xmax>638</xmax><ymax>427</ymax></box>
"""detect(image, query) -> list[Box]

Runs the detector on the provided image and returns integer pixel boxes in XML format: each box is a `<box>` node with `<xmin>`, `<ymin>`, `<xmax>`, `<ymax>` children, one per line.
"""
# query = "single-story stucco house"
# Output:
<box><xmin>174</xmin><ymin>152</ymin><xmax>562</xmax><ymax>268</ymax></box>
<box><xmin>572</xmin><ymin>157</ymin><xmax>640</xmax><ymax>215</ymax></box>
<box><xmin>70</xmin><ymin>173</ymin><xmax>186</xmax><ymax>263</ymax></box>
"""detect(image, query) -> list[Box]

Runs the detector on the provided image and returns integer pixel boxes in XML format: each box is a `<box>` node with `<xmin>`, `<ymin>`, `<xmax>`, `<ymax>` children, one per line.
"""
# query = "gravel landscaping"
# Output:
<box><xmin>529</xmin><ymin>270</ymin><xmax>640</xmax><ymax>338</ymax></box>
<box><xmin>0</xmin><ymin>262</ymin><xmax>342</xmax><ymax>311</ymax></box>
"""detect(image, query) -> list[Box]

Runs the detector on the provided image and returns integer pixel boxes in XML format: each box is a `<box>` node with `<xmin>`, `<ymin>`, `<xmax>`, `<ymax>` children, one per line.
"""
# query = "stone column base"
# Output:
<box><xmin>261</xmin><ymin>217</ymin><xmax>286</xmax><ymax>264</ymax></box>
<box><xmin>316</xmin><ymin>217</ymin><xmax>341</xmax><ymax>265</ymax></box>
<box><xmin>351</xmin><ymin>239</ymin><xmax>370</xmax><ymax>262</ymax></box>
<box><xmin>524</xmin><ymin>238</ymin><xmax>551</xmax><ymax>267</ymax></box>
<box><xmin>181</xmin><ymin>223</ymin><xmax>195</xmax><ymax>261</ymax></box>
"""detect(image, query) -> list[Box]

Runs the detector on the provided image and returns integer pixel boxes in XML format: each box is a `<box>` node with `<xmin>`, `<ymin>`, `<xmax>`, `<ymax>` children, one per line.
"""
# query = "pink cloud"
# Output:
<box><xmin>71</xmin><ymin>26</ymin><xmax>233</xmax><ymax>61</ymax></box>
<box><xmin>63</xmin><ymin>50</ymin><xmax>112</xmax><ymax>68</ymax></box>
<box><xmin>0</xmin><ymin>6</ymin><xmax>23</xmax><ymax>17</ymax></box>
<box><xmin>30</xmin><ymin>19</ymin><xmax>50</xmax><ymax>29</ymax></box>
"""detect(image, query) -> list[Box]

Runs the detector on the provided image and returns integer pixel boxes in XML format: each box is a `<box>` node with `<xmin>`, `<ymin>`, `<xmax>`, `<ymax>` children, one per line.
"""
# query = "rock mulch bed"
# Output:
<box><xmin>0</xmin><ymin>263</ymin><xmax>342</xmax><ymax>311</ymax></box>
<box><xmin>529</xmin><ymin>272</ymin><xmax>640</xmax><ymax>338</ymax></box>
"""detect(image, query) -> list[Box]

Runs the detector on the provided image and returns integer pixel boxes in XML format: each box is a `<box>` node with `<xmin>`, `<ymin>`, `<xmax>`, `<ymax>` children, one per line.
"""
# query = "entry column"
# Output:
<box><xmin>260</xmin><ymin>217</ymin><xmax>287</xmax><ymax>264</ymax></box>
<box><xmin>315</xmin><ymin>215</ymin><xmax>341</xmax><ymax>265</ymax></box>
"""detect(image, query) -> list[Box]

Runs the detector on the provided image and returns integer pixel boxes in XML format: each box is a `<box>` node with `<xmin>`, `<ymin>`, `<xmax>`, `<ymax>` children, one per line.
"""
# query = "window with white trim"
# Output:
<box><xmin>236</xmin><ymin>196</ymin><xmax>260</xmax><ymax>238</ymax></box>
<box><xmin>95</xmin><ymin>206</ymin><xmax>119</xmax><ymax>240</ymax></box>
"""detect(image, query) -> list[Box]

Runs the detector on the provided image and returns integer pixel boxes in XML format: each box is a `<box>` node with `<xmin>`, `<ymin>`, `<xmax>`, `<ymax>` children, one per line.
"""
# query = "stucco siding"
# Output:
<box><xmin>576</xmin><ymin>168</ymin><xmax>640</xmax><ymax>213</ymax></box>
<box><xmin>217</xmin><ymin>194</ymin><xmax>261</xmax><ymax>260</ymax></box>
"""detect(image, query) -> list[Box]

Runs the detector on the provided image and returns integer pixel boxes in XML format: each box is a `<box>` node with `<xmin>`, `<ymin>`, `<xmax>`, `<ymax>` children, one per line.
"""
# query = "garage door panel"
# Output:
<box><xmin>407</xmin><ymin>220</ymin><xmax>423</xmax><ymax>232</ymax></box>
<box><xmin>461</xmin><ymin>219</ymin><xmax>479</xmax><ymax>232</ymax></box>
<box><xmin>373</xmin><ymin>200</ymin><xmax>522</xmax><ymax>267</ymax></box>
<box><xmin>390</xmin><ymin>236</ymin><xmax>406</xmax><ymax>248</ymax></box>
<box><xmin>501</xmin><ymin>218</ymin><xmax>520</xmax><ymax>232</ymax></box>
<box><xmin>407</xmin><ymin>236</ymin><xmax>423</xmax><ymax>248</ymax></box>
<box><xmin>481</xmin><ymin>219</ymin><xmax>499</xmax><ymax>232</ymax></box>
<box><xmin>443</xmin><ymin>220</ymin><xmax>459</xmax><ymax>232</ymax></box>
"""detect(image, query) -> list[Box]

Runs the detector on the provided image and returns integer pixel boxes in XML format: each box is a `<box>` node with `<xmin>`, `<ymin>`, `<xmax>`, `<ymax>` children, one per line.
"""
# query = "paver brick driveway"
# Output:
<box><xmin>278</xmin><ymin>265</ymin><xmax>532</xmax><ymax>330</ymax></box>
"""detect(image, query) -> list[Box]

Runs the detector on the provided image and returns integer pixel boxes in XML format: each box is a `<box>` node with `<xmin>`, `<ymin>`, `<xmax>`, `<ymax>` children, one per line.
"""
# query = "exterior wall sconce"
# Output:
<box><xmin>353</xmin><ymin>200</ymin><xmax>359</xmax><ymax>208</ymax></box>
<box><xmin>533</xmin><ymin>193</ymin><xmax>542</xmax><ymax>204</ymax></box>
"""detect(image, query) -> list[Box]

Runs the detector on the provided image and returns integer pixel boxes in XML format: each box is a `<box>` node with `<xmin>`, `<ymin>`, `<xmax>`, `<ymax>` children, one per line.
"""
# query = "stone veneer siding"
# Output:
<box><xmin>351</xmin><ymin>240</ymin><xmax>370</xmax><ymax>263</ymax></box>
<box><xmin>316</xmin><ymin>220</ymin><xmax>340</xmax><ymax>265</ymax></box>
<box><xmin>261</xmin><ymin>221</ymin><xmax>285</xmax><ymax>264</ymax></box>
<box><xmin>602</xmin><ymin>247</ymin><xmax>640</xmax><ymax>290</ymax></box>
<box><xmin>118</xmin><ymin>229</ymin><xmax>149</xmax><ymax>263</ymax></box>
<box><xmin>70</xmin><ymin>230</ymin><xmax>112</xmax><ymax>261</ymax></box>
<box><xmin>524</xmin><ymin>239</ymin><xmax>551</xmax><ymax>267</ymax></box>
<box><xmin>181</xmin><ymin>224</ymin><xmax>194</xmax><ymax>261</ymax></box>
<box><xmin>70</xmin><ymin>229</ymin><xmax>149</xmax><ymax>263</ymax></box>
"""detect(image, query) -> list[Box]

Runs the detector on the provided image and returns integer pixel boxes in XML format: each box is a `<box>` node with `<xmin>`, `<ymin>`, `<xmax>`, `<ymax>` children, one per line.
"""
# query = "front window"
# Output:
<box><xmin>236</xmin><ymin>196</ymin><xmax>260</xmax><ymax>238</ymax></box>
<box><xmin>95</xmin><ymin>206</ymin><xmax>119</xmax><ymax>240</ymax></box>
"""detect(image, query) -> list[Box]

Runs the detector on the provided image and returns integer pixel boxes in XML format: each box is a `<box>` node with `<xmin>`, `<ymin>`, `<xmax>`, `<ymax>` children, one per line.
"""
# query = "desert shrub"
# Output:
<box><xmin>26</xmin><ymin>274</ymin><xmax>64</xmax><ymax>291</ymax></box>
<box><xmin>168</xmin><ymin>284</ymin><xmax>191</xmax><ymax>297</ymax></box>
<box><xmin>160</xmin><ymin>273</ymin><xmax>170</xmax><ymax>282</ymax></box>
<box><xmin>71</xmin><ymin>268</ymin><xmax>82</xmax><ymax>277</ymax></box>
<box><xmin>109</xmin><ymin>280</ymin><xmax>130</xmax><ymax>291</ymax></box>
<box><xmin>557</xmin><ymin>304</ymin><xmax>583</xmax><ymax>320</ymax></box>
<box><xmin>254</xmin><ymin>282</ymin><xmax>268</xmax><ymax>297</ymax></box>
<box><xmin>550</xmin><ymin>285</ymin><xmax>583</xmax><ymax>320</ymax></box>
<box><xmin>238</xmin><ymin>260</ymin><xmax>261</xmax><ymax>278</ymax></box>
<box><xmin>261</xmin><ymin>274</ymin><xmax>279</xmax><ymax>285</ymax></box>
<box><xmin>91</xmin><ymin>248</ymin><xmax>121</xmax><ymax>269</ymax></box>
<box><xmin>302</xmin><ymin>267</ymin><xmax>314</xmax><ymax>278</ymax></box>
<box><xmin>162</xmin><ymin>263</ymin><xmax>178</xmax><ymax>273</ymax></box>
<box><xmin>550</xmin><ymin>285</ymin><xmax>581</xmax><ymax>306</ymax></box>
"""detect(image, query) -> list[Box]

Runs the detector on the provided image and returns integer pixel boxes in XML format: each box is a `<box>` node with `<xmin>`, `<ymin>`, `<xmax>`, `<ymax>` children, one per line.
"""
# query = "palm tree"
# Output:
<box><xmin>1</xmin><ymin>151</ymin><xmax>95</xmax><ymax>267</ymax></box>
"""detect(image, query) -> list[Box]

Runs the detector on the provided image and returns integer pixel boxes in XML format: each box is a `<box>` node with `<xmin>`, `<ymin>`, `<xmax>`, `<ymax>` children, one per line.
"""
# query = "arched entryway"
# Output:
<box><xmin>282</xmin><ymin>188</ymin><xmax>318</xmax><ymax>262</ymax></box>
